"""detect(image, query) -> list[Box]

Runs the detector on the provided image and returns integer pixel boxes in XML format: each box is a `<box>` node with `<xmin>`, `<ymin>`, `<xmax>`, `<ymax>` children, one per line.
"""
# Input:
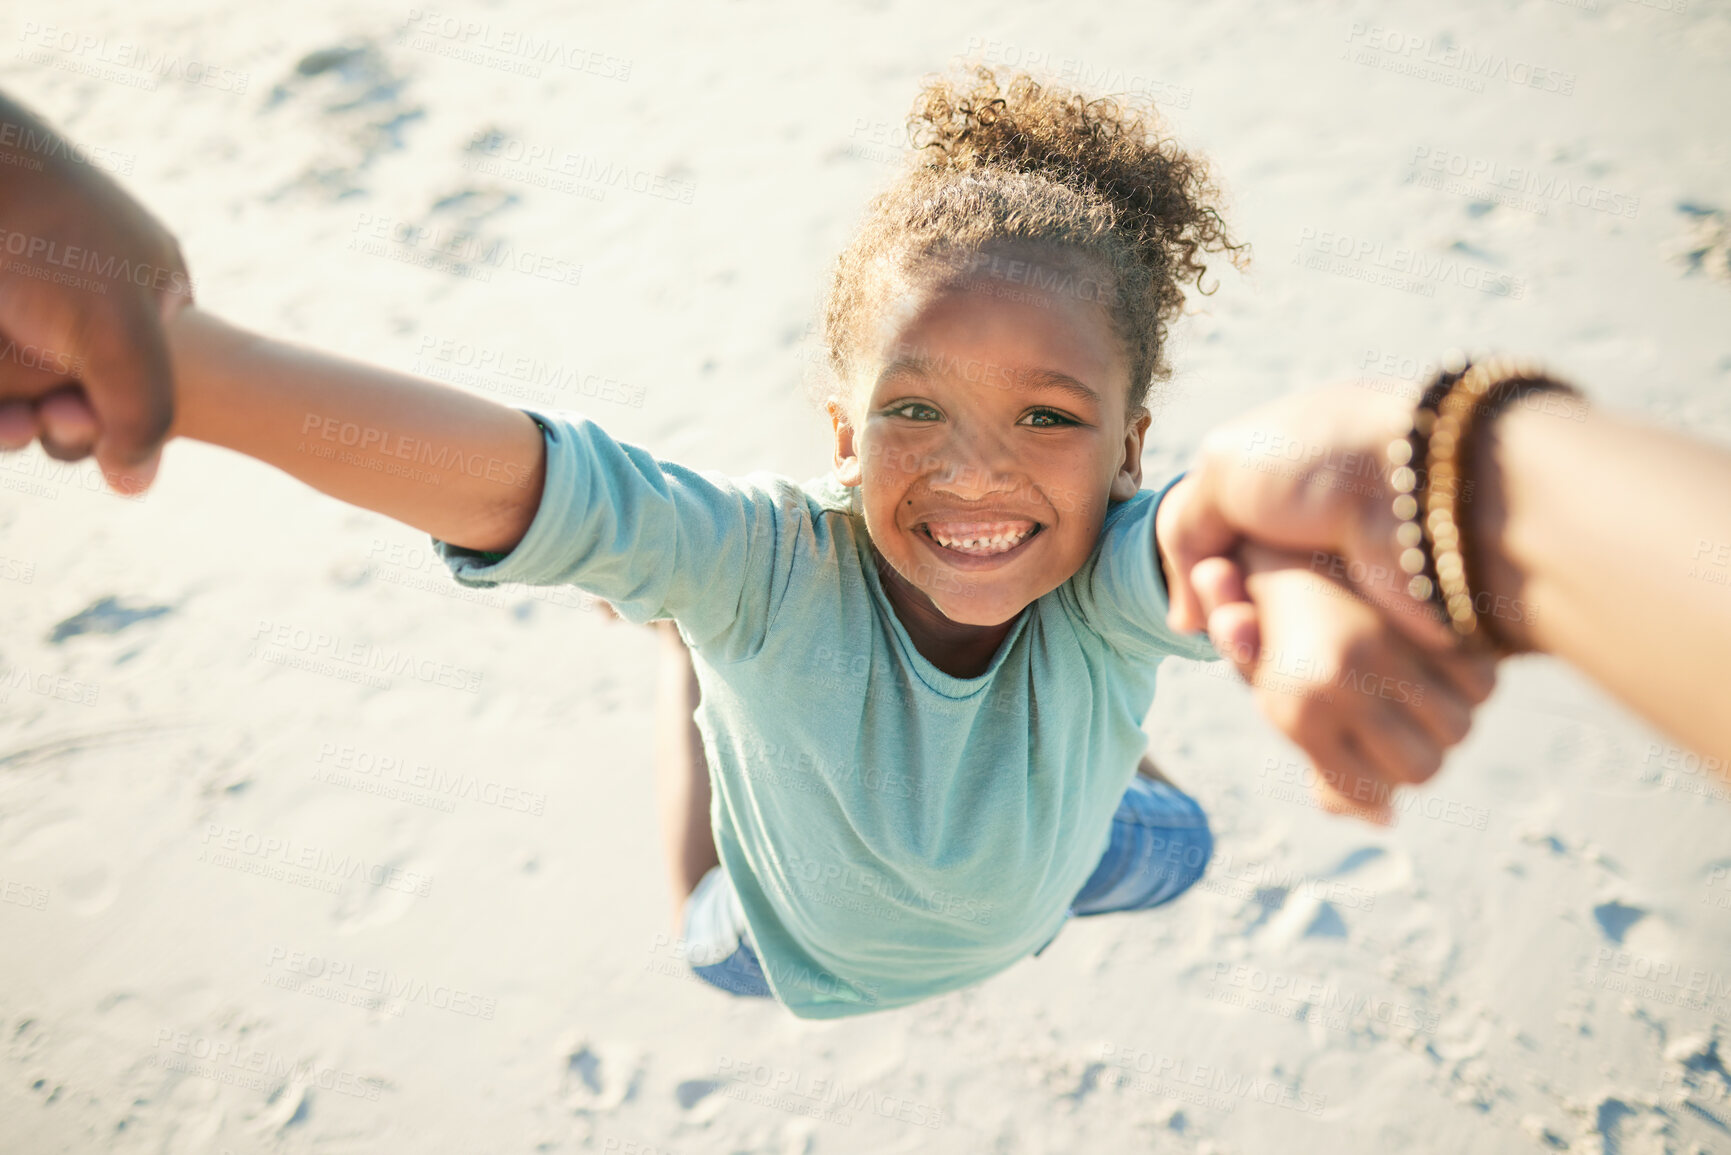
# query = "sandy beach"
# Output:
<box><xmin>2</xmin><ymin>1</ymin><xmax>1729</xmax><ymax>1151</ymax></box>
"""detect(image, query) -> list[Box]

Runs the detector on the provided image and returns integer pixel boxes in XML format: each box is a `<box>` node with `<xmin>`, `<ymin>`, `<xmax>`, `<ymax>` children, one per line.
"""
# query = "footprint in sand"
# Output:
<box><xmin>1252</xmin><ymin>845</ymin><xmax>1413</xmax><ymax>947</ymax></box>
<box><xmin>1592</xmin><ymin>899</ymin><xmax>1647</xmax><ymax>945</ymax></box>
<box><xmin>6</xmin><ymin>816</ymin><xmax>121</xmax><ymax>917</ymax></box>
<box><xmin>47</xmin><ymin>596</ymin><xmax>175</xmax><ymax>645</ymax></box>
<box><xmin>1325</xmin><ymin>844</ymin><xmax>1416</xmax><ymax>894</ymax></box>
<box><xmin>329</xmin><ymin>853</ymin><xmax>431</xmax><ymax>933</ymax></box>
<box><xmin>557</xmin><ymin>1039</ymin><xmax>641</xmax><ymax>1114</ymax></box>
<box><xmin>674</xmin><ymin>1077</ymin><xmax>723</xmax><ymax>1109</ymax></box>
<box><xmin>263</xmin><ymin>41</ymin><xmax>425</xmax><ymax>199</ymax></box>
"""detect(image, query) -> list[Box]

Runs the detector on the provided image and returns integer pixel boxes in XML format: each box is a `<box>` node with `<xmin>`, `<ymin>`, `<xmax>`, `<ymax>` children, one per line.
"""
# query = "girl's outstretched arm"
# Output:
<box><xmin>165</xmin><ymin>306</ymin><xmax>545</xmax><ymax>553</ymax></box>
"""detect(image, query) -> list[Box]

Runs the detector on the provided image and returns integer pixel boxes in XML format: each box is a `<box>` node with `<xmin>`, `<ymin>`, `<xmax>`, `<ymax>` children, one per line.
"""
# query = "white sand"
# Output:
<box><xmin>2</xmin><ymin>1</ymin><xmax>1729</xmax><ymax>1152</ymax></box>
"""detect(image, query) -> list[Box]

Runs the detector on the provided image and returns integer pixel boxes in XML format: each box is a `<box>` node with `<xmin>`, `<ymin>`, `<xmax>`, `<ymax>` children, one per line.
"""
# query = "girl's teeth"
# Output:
<box><xmin>926</xmin><ymin>524</ymin><xmax>1035</xmax><ymax>554</ymax></box>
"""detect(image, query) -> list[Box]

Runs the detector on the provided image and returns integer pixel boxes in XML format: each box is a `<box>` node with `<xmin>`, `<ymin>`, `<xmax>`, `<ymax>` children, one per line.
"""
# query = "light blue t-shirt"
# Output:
<box><xmin>432</xmin><ymin>410</ymin><xmax>1218</xmax><ymax>1019</ymax></box>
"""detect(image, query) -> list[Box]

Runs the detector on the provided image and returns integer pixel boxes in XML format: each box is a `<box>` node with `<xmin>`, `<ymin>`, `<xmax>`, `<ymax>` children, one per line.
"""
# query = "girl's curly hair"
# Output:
<box><xmin>821</xmin><ymin>66</ymin><xmax>1248</xmax><ymax>417</ymax></box>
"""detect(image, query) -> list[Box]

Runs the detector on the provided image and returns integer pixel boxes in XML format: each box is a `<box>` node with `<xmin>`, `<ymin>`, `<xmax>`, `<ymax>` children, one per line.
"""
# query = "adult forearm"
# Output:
<box><xmin>166</xmin><ymin>308</ymin><xmax>545</xmax><ymax>553</ymax></box>
<box><xmin>1472</xmin><ymin>401</ymin><xmax>1731</xmax><ymax>756</ymax></box>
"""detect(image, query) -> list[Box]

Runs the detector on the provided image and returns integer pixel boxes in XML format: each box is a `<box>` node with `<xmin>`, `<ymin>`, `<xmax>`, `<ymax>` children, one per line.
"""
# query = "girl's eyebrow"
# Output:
<box><xmin>1020</xmin><ymin>368</ymin><xmax>1100</xmax><ymax>404</ymax></box>
<box><xmin>876</xmin><ymin>352</ymin><xmax>1099</xmax><ymax>403</ymax></box>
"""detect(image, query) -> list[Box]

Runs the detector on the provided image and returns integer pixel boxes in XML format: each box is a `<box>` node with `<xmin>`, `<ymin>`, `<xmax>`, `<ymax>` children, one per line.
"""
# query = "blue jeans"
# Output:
<box><xmin>683</xmin><ymin>774</ymin><xmax>1213</xmax><ymax>999</ymax></box>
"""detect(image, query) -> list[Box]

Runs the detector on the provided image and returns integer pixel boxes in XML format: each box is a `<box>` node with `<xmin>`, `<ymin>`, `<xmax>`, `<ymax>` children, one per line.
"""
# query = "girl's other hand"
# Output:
<box><xmin>1211</xmin><ymin>541</ymin><xmax>1497</xmax><ymax>825</ymax></box>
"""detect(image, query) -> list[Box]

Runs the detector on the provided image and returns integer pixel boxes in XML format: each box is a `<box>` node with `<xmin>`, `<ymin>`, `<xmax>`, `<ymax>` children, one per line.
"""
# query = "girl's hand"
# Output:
<box><xmin>1155</xmin><ymin>382</ymin><xmax>1458</xmax><ymax>654</ymax></box>
<box><xmin>1210</xmin><ymin>541</ymin><xmax>1497</xmax><ymax>824</ymax></box>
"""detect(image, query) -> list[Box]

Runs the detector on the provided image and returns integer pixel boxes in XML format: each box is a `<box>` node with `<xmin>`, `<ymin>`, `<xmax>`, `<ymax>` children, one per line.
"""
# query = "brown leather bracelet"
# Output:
<box><xmin>1423</xmin><ymin>356</ymin><xmax>1582</xmax><ymax>652</ymax></box>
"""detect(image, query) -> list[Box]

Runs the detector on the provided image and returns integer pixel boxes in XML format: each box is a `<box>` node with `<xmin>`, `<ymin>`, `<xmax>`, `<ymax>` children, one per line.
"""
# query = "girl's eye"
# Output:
<box><xmin>1021</xmin><ymin>408</ymin><xmax>1077</xmax><ymax>428</ymax></box>
<box><xmin>886</xmin><ymin>401</ymin><xmax>941</xmax><ymax>421</ymax></box>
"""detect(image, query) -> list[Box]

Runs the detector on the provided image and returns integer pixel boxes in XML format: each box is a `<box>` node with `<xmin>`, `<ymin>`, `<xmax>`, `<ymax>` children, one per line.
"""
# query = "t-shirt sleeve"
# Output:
<box><xmin>1060</xmin><ymin>472</ymin><xmax>1220</xmax><ymax>663</ymax></box>
<box><xmin>429</xmin><ymin>408</ymin><xmax>784</xmax><ymax>659</ymax></box>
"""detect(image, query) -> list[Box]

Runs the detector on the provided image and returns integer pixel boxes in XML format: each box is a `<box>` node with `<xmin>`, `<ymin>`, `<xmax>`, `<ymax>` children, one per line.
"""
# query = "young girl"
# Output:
<box><xmin>143</xmin><ymin>68</ymin><xmax>1472</xmax><ymax>1019</ymax></box>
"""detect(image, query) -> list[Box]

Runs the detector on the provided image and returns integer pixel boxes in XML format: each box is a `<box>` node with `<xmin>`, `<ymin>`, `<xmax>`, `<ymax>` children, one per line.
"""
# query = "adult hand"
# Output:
<box><xmin>0</xmin><ymin>91</ymin><xmax>193</xmax><ymax>494</ymax></box>
<box><xmin>1155</xmin><ymin>382</ymin><xmax>1459</xmax><ymax>657</ymax></box>
<box><xmin>1152</xmin><ymin>382</ymin><xmax>1502</xmax><ymax>803</ymax></box>
<box><xmin>1226</xmin><ymin>541</ymin><xmax>1496</xmax><ymax>823</ymax></box>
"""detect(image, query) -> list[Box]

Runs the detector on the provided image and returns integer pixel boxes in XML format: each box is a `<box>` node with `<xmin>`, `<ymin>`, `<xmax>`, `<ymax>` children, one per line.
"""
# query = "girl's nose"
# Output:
<box><xmin>928</xmin><ymin>424</ymin><xmax>1021</xmax><ymax>498</ymax></box>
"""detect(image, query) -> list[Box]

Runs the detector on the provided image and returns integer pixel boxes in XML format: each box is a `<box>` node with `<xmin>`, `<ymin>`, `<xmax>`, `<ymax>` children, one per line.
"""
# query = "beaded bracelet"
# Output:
<box><xmin>1387</xmin><ymin>354</ymin><xmax>1583</xmax><ymax>653</ymax></box>
<box><xmin>1387</xmin><ymin>351</ymin><xmax>1468</xmax><ymax>624</ymax></box>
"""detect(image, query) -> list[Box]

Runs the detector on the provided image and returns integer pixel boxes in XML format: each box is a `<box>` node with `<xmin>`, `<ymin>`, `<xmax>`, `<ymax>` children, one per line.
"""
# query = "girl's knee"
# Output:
<box><xmin>1176</xmin><ymin>819</ymin><xmax>1213</xmax><ymax>893</ymax></box>
<box><xmin>1151</xmin><ymin>815</ymin><xmax>1213</xmax><ymax>899</ymax></box>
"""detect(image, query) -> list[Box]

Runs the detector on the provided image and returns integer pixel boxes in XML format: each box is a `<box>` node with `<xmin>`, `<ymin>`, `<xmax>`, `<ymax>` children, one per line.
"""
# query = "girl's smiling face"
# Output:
<box><xmin>828</xmin><ymin>276</ymin><xmax>1151</xmax><ymax>629</ymax></box>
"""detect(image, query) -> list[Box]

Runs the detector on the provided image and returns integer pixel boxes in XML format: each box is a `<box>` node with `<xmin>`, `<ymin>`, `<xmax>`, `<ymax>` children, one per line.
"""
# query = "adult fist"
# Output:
<box><xmin>1155</xmin><ymin>382</ymin><xmax>1458</xmax><ymax>656</ymax></box>
<box><xmin>0</xmin><ymin>90</ymin><xmax>193</xmax><ymax>494</ymax></box>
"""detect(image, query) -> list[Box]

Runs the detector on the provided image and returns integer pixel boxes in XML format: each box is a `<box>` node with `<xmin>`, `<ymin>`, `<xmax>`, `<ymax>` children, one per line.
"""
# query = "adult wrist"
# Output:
<box><xmin>1394</xmin><ymin>356</ymin><xmax>1583</xmax><ymax>655</ymax></box>
<box><xmin>1463</xmin><ymin>399</ymin><xmax>1543</xmax><ymax>653</ymax></box>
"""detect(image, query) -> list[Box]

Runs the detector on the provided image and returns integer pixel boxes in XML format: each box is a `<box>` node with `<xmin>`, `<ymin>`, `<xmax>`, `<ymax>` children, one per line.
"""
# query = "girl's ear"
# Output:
<box><xmin>1110</xmin><ymin>408</ymin><xmax>1151</xmax><ymax>501</ymax></box>
<box><xmin>826</xmin><ymin>398</ymin><xmax>864</xmax><ymax>486</ymax></box>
